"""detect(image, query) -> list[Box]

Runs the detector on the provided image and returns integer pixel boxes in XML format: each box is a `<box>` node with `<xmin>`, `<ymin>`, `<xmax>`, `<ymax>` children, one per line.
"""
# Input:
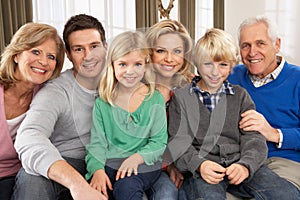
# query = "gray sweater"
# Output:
<box><xmin>15</xmin><ymin>69</ymin><xmax>98</xmax><ymax>178</ymax></box>
<box><xmin>167</xmin><ymin>84</ymin><xmax>267</xmax><ymax>179</ymax></box>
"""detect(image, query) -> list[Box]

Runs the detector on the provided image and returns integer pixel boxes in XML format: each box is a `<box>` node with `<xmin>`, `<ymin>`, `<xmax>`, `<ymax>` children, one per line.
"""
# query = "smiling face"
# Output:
<box><xmin>151</xmin><ymin>33</ymin><xmax>184</xmax><ymax>80</ymax></box>
<box><xmin>67</xmin><ymin>28</ymin><xmax>106</xmax><ymax>84</ymax></box>
<box><xmin>14</xmin><ymin>38</ymin><xmax>57</xmax><ymax>86</ymax></box>
<box><xmin>239</xmin><ymin>22</ymin><xmax>281</xmax><ymax>78</ymax></box>
<box><xmin>113</xmin><ymin>50</ymin><xmax>146</xmax><ymax>91</ymax></box>
<box><xmin>198</xmin><ymin>60</ymin><xmax>231</xmax><ymax>93</ymax></box>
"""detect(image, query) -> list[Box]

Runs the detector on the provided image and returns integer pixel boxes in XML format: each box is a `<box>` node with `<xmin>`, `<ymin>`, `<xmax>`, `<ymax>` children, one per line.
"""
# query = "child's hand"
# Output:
<box><xmin>226</xmin><ymin>163</ymin><xmax>249</xmax><ymax>185</ymax></box>
<box><xmin>90</xmin><ymin>169</ymin><xmax>113</xmax><ymax>198</ymax></box>
<box><xmin>116</xmin><ymin>153</ymin><xmax>144</xmax><ymax>180</ymax></box>
<box><xmin>199</xmin><ymin>160</ymin><xmax>226</xmax><ymax>184</ymax></box>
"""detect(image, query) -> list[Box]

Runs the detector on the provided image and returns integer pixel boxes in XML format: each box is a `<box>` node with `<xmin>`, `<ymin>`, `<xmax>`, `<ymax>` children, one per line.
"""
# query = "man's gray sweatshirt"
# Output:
<box><xmin>15</xmin><ymin>69</ymin><xmax>98</xmax><ymax>178</ymax></box>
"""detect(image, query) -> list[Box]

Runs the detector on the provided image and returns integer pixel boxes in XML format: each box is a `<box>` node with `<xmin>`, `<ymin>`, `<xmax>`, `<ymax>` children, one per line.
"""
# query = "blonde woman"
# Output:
<box><xmin>0</xmin><ymin>22</ymin><xmax>64</xmax><ymax>200</ymax></box>
<box><xmin>145</xmin><ymin>19</ymin><xmax>194</xmax><ymax>200</ymax></box>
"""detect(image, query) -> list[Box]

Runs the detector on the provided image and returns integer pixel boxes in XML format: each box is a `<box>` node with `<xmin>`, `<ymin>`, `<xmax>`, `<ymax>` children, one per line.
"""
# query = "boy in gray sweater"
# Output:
<box><xmin>13</xmin><ymin>14</ymin><xmax>107</xmax><ymax>200</ymax></box>
<box><xmin>167</xmin><ymin>28</ymin><xmax>300</xmax><ymax>199</ymax></box>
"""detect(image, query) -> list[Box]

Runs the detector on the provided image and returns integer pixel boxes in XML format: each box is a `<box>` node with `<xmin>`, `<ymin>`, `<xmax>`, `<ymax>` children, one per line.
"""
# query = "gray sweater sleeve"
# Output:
<box><xmin>167</xmin><ymin>88</ymin><xmax>205</xmax><ymax>173</ymax></box>
<box><xmin>235</xmin><ymin>87</ymin><xmax>268</xmax><ymax>178</ymax></box>
<box><xmin>15</xmin><ymin>82</ymin><xmax>68</xmax><ymax>178</ymax></box>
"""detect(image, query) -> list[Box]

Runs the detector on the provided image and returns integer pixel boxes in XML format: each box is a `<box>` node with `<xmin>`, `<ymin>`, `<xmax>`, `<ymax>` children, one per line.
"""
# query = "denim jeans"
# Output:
<box><xmin>145</xmin><ymin>171</ymin><xmax>187</xmax><ymax>200</ymax></box>
<box><xmin>0</xmin><ymin>176</ymin><xmax>15</xmax><ymax>200</ymax></box>
<box><xmin>11</xmin><ymin>157</ymin><xmax>86</xmax><ymax>200</ymax></box>
<box><xmin>182</xmin><ymin>165</ymin><xmax>300</xmax><ymax>200</ymax></box>
<box><xmin>106</xmin><ymin>165</ymin><xmax>161</xmax><ymax>200</ymax></box>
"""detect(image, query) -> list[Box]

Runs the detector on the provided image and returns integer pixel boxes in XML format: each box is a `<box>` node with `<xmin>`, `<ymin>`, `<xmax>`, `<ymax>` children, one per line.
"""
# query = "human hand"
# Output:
<box><xmin>70</xmin><ymin>178</ymin><xmax>108</xmax><ymax>200</ymax></box>
<box><xmin>199</xmin><ymin>160</ymin><xmax>226</xmax><ymax>184</ymax></box>
<box><xmin>239</xmin><ymin>110</ymin><xmax>280</xmax><ymax>143</ymax></box>
<box><xmin>116</xmin><ymin>153</ymin><xmax>144</xmax><ymax>180</ymax></box>
<box><xmin>89</xmin><ymin>169</ymin><xmax>112</xmax><ymax>199</ymax></box>
<box><xmin>226</xmin><ymin>163</ymin><xmax>249</xmax><ymax>185</ymax></box>
<box><xmin>47</xmin><ymin>160</ymin><xmax>108</xmax><ymax>200</ymax></box>
<box><xmin>167</xmin><ymin>163</ymin><xmax>184</xmax><ymax>189</ymax></box>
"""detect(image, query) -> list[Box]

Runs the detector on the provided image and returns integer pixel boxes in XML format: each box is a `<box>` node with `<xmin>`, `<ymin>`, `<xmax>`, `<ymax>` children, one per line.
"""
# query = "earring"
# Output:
<box><xmin>14</xmin><ymin>56</ymin><xmax>18</xmax><ymax>64</ymax></box>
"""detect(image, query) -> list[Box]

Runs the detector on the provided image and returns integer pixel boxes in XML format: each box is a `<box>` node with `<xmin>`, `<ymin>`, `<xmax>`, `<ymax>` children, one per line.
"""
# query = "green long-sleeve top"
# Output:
<box><xmin>85</xmin><ymin>90</ymin><xmax>168</xmax><ymax>180</ymax></box>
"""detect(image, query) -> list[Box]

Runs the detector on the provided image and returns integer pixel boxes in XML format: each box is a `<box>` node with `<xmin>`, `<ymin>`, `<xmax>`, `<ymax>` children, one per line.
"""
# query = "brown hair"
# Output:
<box><xmin>63</xmin><ymin>14</ymin><xmax>106</xmax><ymax>53</ymax></box>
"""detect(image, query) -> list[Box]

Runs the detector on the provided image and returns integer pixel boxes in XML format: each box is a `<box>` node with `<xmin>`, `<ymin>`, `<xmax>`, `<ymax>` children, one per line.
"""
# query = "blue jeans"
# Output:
<box><xmin>146</xmin><ymin>171</ymin><xmax>187</xmax><ymax>200</ymax></box>
<box><xmin>0</xmin><ymin>176</ymin><xmax>15</xmax><ymax>200</ymax></box>
<box><xmin>106</xmin><ymin>165</ymin><xmax>161</xmax><ymax>200</ymax></box>
<box><xmin>11</xmin><ymin>157</ymin><xmax>86</xmax><ymax>200</ymax></box>
<box><xmin>182</xmin><ymin>165</ymin><xmax>300</xmax><ymax>200</ymax></box>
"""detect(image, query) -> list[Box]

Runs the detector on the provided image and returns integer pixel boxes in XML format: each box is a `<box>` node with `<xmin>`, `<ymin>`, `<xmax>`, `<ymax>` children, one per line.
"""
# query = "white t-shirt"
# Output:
<box><xmin>7</xmin><ymin>112</ymin><xmax>26</xmax><ymax>140</ymax></box>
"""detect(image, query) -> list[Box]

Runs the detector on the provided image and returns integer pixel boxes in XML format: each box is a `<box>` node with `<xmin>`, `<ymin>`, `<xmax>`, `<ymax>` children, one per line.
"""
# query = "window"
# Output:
<box><xmin>32</xmin><ymin>0</ymin><xmax>136</xmax><ymax>40</ymax></box>
<box><xmin>264</xmin><ymin>0</ymin><xmax>298</xmax><ymax>65</ymax></box>
<box><xmin>195</xmin><ymin>0</ymin><xmax>214</xmax><ymax>40</ymax></box>
<box><xmin>32</xmin><ymin>0</ymin><xmax>136</xmax><ymax>69</ymax></box>
<box><xmin>33</xmin><ymin>0</ymin><xmax>213</xmax><ymax>42</ymax></box>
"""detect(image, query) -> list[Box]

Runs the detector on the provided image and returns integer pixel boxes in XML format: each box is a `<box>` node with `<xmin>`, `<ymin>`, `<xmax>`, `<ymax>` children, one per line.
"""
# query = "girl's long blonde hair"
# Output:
<box><xmin>99</xmin><ymin>31</ymin><xmax>154</xmax><ymax>105</ymax></box>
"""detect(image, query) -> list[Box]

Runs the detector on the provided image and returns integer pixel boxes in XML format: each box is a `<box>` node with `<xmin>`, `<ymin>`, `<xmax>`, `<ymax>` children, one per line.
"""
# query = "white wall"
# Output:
<box><xmin>225</xmin><ymin>0</ymin><xmax>300</xmax><ymax>66</ymax></box>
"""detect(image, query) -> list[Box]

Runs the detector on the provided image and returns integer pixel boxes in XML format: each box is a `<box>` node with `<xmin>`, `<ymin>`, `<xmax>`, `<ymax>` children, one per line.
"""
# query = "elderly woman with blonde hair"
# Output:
<box><xmin>0</xmin><ymin>22</ymin><xmax>64</xmax><ymax>199</ymax></box>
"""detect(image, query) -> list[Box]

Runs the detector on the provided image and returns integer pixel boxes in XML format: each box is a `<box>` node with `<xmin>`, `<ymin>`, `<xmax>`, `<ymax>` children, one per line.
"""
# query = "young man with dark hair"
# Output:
<box><xmin>12</xmin><ymin>14</ymin><xmax>107</xmax><ymax>200</ymax></box>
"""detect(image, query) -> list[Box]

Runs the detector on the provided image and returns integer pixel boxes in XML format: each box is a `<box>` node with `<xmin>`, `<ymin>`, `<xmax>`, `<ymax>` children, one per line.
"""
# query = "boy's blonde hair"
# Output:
<box><xmin>194</xmin><ymin>28</ymin><xmax>239</xmax><ymax>71</ymax></box>
<box><xmin>99</xmin><ymin>31</ymin><xmax>154</xmax><ymax>105</ymax></box>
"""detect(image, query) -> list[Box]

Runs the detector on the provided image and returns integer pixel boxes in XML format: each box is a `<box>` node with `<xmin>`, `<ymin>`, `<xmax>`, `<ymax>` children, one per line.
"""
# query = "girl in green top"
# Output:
<box><xmin>85</xmin><ymin>31</ymin><xmax>168</xmax><ymax>200</ymax></box>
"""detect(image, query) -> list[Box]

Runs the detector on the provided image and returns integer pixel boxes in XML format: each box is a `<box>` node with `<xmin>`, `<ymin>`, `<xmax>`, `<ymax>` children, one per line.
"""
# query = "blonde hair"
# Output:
<box><xmin>99</xmin><ymin>31</ymin><xmax>154</xmax><ymax>105</ymax></box>
<box><xmin>0</xmin><ymin>22</ymin><xmax>65</xmax><ymax>89</ymax></box>
<box><xmin>145</xmin><ymin>19</ymin><xmax>194</xmax><ymax>87</ymax></box>
<box><xmin>194</xmin><ymin>28</ymin><xmax>239</xmax><ymax>71</ymax></box>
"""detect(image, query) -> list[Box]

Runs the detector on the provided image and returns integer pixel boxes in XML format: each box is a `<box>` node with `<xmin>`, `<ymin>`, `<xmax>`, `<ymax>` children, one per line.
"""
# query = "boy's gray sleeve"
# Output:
<box><xmin>167</xmin><ymin>91</ymin><xmax>205</xmax><ymax>174</ymax></box>
<box><xmin>237</xmin><ymin>88</ymin><xmax>268</xmax><ymax>178</ymax></box>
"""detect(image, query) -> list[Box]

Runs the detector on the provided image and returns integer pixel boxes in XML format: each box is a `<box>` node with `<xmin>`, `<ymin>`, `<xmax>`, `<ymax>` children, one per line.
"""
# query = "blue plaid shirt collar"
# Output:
<box><xmin>189</xmin><ymin>76</ymin><xmax>235</xmax><ymax>111</ymax></box>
